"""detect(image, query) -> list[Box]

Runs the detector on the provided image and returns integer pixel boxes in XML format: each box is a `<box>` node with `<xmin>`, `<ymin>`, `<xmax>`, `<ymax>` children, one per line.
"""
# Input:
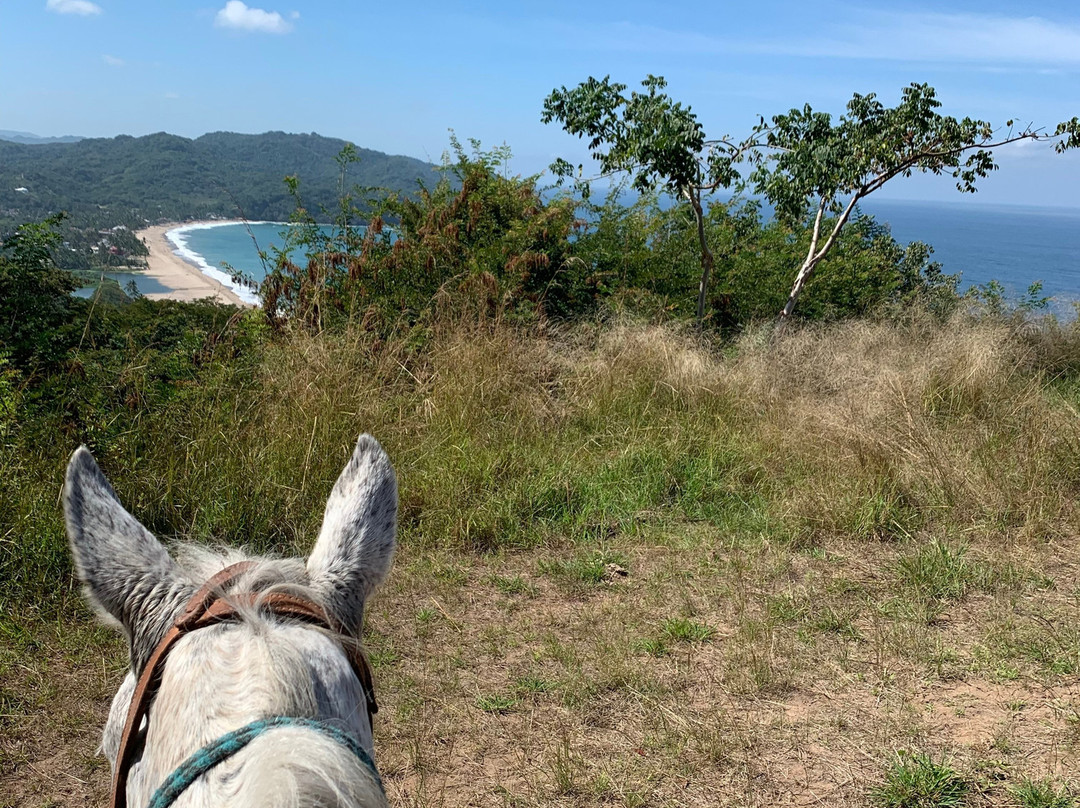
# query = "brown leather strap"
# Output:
<box><xmin>174</xmin><ymin>561</ymin><xmax>257</xmax><ymax>629</ymax></box>
<box><xmin>110</xmin><ymin>562</ymin><xmax>377</xmax><ymax>808</ymax></box>
<box><xmin>112</xmin><ymin>563</ymin><xmax>257</xmax><ymax>808</ymax></box>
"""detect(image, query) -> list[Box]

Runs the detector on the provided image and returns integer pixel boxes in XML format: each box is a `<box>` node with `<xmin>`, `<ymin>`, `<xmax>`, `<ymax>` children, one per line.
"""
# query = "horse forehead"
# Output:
<box><xmin>164</xmin><ymin>620</ymin><xmax>360</xmax><ymax>691</ymax></box>
<box><xmin>130</xmin><ymin>621</ymin><xmax>371</xmax><ymax>763</ymax></box>
<box><xmin>103</xmin><ymin>618</ymin><xmax>365</xmax><ymax>732</ymax></box>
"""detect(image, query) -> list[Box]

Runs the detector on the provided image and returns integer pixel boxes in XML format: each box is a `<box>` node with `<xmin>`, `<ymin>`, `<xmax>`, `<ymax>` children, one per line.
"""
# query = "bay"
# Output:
<box><xmin>73</xmin><ymin>271</ymin><xmax>173</xmax><ymax>298</ymax></box>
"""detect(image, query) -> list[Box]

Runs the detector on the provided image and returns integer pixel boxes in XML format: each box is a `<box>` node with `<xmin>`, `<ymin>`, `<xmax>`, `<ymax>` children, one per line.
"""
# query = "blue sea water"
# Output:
<box><xmin>862</xmin><ymin>199</ymin><xmax>1080</xmax><ymax>313</ymax></box>
<box><xmin>73</xmin><ymin>271</ymin><xmax>172</xmax><ymax>298</ymax></box>
<box><xmin>167</xmin><ymin>222</ymin><xmax>303</xmax><ymax>305</ymax></box>
<box><xmin>166</xmin><ymin>201</ymin><xmax>1080</xmax><ymax>313</ymax></box>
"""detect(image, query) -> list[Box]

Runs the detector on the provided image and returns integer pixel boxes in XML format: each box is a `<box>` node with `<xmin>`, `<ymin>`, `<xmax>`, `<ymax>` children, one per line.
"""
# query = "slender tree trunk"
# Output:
<box><xmin>779</xmin><ymin>257</ymin><xmax>818</xmax><ymax>321</ymax></box>
<box><xmin>777</xmin><ymin>193</ymin><xmax>861</xmax><ymax>324</ymax></box>
<box><xmin>687</xmin><ymin>190</ymin><xmax>716</xmax><ymax>326</ymax></box>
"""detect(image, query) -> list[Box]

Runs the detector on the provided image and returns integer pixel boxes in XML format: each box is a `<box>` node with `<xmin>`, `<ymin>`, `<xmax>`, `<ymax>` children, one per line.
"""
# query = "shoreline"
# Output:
<box><xmin>136</xmin><ymin>221</ymin><xmax>250</xmax><ymax>306</ymax></box>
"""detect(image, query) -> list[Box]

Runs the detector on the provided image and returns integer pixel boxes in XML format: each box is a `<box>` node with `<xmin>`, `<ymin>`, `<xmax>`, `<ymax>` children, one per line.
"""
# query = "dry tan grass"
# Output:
<box><xmin>364</xmin><ymin>529</ymin><xmax>1080</xmax><ymax>807</ymax></box>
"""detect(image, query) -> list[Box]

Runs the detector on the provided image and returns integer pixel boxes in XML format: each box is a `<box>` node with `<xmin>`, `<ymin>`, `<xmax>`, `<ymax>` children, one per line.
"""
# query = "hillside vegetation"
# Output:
<box><xmin>0</xmin><ymin>130</ymin><xmax>83</xmax><ymax>145</ymax></box>
<box><xmin>0</xmin><ymin>130</ymin><xmax>439</xmax><ymax>223</ymax></box>
<box><xmin>0</xmin><ymin>129</ymin><xmax>438</xmax><ymax>278</ymax></box>
<box><xmin>2</xmin><ymin>97</ymin><xmax>1080</xmax><ymax>805</ymax></box>
<box><xmin>0</xmin><ymin>131</ymin><xmax>442</xmax><ymax>277</ymax></box>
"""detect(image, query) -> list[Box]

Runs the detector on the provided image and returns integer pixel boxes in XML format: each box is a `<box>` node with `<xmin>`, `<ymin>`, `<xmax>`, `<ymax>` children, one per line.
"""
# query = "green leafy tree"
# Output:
<box><xmin>570</xmin><ymin>185</ymin><xmax>659</xmax><ymax>301</ymax></box>
<box><xmin>544</xmin><ymin>77</ymin><xmax>1075</xmax><ymax>322</ymax></box>
<box><xmin>0</xmin><ymin>214</ymin><xmax>77</xmax><ymax>368</ymax></box>
<box><xmin>0</xmin><ymin>351</ymin><xmax>17</xmax><ymax>435</ymax></box>
<box><xmin>754</xmin><ymin>83</ymin><xmax>1059</xmax><ymax>322</ymax></box>
<box><xmin>542</xmin><ymin>75</ymin><xmax>756</xmax><ymax>324</ymax></box>
<box><xmin>370</xmin><ymin>136</ymin><xmax>581</xmax><ymax>321</ymax></box>
<box><xmin>260</xmin><ymin>139</ymin><xmax>579</xmax><ymax>330</ymax></box>
<box><xmin>257</xmin><ymin>143</ymin><xmax>374</xmax><ymax>331</ymax></box>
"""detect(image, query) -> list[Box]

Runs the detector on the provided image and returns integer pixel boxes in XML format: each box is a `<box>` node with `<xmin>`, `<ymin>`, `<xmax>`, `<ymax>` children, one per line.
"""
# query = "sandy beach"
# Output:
<box><xmin>137</xmin><ymin>222</ymin><xmax>249</xmax><ymax>306</ymax></box>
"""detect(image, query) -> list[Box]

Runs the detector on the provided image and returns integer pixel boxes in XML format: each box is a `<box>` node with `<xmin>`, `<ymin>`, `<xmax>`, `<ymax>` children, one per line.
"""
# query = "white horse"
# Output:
<box><xmin>64</xmin><ymin>434</ymin><xmax>397</xmax><ymax>808</ymax></box>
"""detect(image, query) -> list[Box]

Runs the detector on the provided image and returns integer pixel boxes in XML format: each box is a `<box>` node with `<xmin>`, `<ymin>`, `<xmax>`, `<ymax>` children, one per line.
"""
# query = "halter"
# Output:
<box><xmin>110</xmin><ymin>562</ymin><xmax>380</xmax><ymax>808</ymax></box>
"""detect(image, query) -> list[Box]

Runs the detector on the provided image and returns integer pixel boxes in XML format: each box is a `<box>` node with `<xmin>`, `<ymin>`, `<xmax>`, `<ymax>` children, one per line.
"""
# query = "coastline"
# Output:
<box><xmin>137</xmin><ymin>222</ymin><xmax>250</xmax><ymax>306</ymax></box>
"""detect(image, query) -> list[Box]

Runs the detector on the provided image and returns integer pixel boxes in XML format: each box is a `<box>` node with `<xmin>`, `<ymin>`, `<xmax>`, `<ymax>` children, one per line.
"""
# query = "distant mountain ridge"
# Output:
<box><xmin>0</xmin><ymin>130</ymin><xmax>442</xmax><ymax>223</ymax></box>
<box><xmin>0</xmin><ymin>129</ymin><xmax>84</xmax><ymax>144</ymax></box>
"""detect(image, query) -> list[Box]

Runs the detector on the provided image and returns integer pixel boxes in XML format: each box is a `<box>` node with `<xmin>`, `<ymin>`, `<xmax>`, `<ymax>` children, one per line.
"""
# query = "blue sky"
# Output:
<box><xmin>3</xmin><ymin>0</ymin><xmax>1080</xmax><ymax>205</ymax></box>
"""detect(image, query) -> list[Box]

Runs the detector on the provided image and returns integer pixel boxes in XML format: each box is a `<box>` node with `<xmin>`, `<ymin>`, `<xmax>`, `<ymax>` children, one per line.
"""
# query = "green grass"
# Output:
<box><xmin>512</xmin><ymin>674</ymin><xmax>555</xmax><ymax>695</ymax></box>
<box><xmin>6</xmin><ymin>313</ymin><xmax>1079</xmax><ymax>612</ymax></box>
<box><xmin>660</xmin><ymin>617</ymin><xmax>715</xmax><ymax>644</ymax></box>
<box><xmin>895</xmin><ymin>541</ymin><xmax>978</xmax><ymax>602</ymax></box>
<box><xmin>633</xmin><ymin>637</ymin><xmax>669</xmax><ymax>657</ymax></box>
<box><xmin>8</xmin><ymin>310</ymin><xmax>1080</xmax><ymax>806</ymax></box>
<box><xmin>475</xmin><ymin>693</ymin><xmax>519</xmax><ymax>714</ymax></box>
<box><xmin>488</xmin><ymin>574</ymin><xmax>536</xmax><ymax>596</ymax></box>
<box><xmin>810</xmin><ymin>606</ymin><xmax>861</xmax><ymax>639</ymax></box>
<box><xmin>872</xmin><ymin>752</ymin><xmax>970</xmax><ymax>808</ymax></box>
<box><xmin>1010</xmin><ymin>778</ymin><xmax>1076</xmax><ymax>808</ymax></box>
<box><xmin>538</xmin><ymin>551</ymin><xmax>630</xmax><ymax>588</ymax></box>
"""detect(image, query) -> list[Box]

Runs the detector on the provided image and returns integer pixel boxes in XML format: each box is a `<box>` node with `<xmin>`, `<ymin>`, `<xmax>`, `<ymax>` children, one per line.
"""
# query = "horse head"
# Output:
<box><xmin>64</xmin><ymin>434</ymin><xmax>397</xmax><ymax>808</ymax></box>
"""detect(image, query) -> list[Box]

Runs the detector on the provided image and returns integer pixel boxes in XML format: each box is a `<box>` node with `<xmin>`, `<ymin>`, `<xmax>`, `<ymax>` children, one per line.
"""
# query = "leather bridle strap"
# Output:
<box><xmin>109</xmin><ymin>562</ymin><xmax>378</xmax><ymax>808</ymax></box>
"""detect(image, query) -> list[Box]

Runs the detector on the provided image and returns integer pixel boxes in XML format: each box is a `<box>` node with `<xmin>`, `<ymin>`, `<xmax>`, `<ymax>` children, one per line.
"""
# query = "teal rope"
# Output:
<box><xmin>146</xmin><ymin>716</ymin><xmax>383</xmax><ymax>808</ymax></box>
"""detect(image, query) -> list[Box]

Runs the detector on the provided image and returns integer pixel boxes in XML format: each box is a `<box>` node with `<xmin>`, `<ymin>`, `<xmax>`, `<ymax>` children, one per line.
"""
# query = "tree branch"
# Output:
<box><xmin>812</xmin><ymin>192</ymin><xmax>861</xmax><ymax>265</ymax></box>
<box><xmin>805</xmin><ymin>199</ymin><xmax>826</xmax><ymax>267</ymax></box>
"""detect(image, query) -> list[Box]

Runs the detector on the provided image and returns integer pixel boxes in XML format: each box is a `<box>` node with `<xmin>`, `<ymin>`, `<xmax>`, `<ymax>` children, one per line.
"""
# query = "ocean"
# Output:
<box><xmin>75</xmin><ymin>221</ymin><xmax>301</xmax><ymax>304</ymax></box>
<box><xmin>862</xmin><ymin>199</ymin><xmax>1080</xmax><ymax>314</ymax></box>
<box><xmin>166</xmin><ymin>221</ymin><xmax>291</xmax><ymax>306</ymax></box>
<box><xmin>107</xmin><ymin>201</ymin><xmax>1080</xmax><ymax>313</ymax></box>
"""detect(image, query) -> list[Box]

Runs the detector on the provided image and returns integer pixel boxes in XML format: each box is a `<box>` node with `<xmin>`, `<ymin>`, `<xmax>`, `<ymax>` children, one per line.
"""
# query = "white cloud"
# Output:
<box><xmin>164</xmin><ymin>92</ymin><xmax>180</xmax><ymax>100</ymax></box>
<box><xmin>554</xmin><ymin>13</ymin><xmax>1080</xmax><ymax>68</ymax></box>
<box><xmin>102</xmin><ymin>54</ymin><xmax>124</xmax><ymax>67</ymax></box>
<box><xmin>759</xmin><ymin>12</ymin><xmax>1080</xmax><ymax>65</ymax></box>
<box><xmin>214</xmin><ymin>1</ymin><xmax>292</xmax><ymax>34</ymax></box>
<box><xmin>46</xmin><ymin>0</ymin><xmax>103</xmax><ymax>16</ymax></box>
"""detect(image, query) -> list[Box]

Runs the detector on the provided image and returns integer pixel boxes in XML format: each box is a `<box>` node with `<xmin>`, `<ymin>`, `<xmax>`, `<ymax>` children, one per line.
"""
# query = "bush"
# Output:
<box><xmin>260</xmin><ymin>138</ymin><xmax>581</xmax><ymax>330</ymax></box>
<box><xmin>571</xmin><ymin>196</ymin><xmax>959</xmax><ymax>330</ymax></box>
<box><xmin>0</xmin><ymin>215</ymin><xmax>79</xmax><ymax>369</ymax></box>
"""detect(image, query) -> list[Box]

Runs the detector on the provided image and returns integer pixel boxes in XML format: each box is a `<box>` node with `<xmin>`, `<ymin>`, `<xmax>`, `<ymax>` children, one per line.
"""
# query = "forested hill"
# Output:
<box><xmin>0</xmin><ymin>130</ymin><xmax>442</xmax><ymax>224</ymax></box>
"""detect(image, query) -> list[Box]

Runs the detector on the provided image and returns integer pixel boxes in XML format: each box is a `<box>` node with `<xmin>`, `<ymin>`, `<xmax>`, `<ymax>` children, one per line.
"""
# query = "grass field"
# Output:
<box><xmin>3</xmin><ymin>311</ymin><xmax>1080</xmax><ymax>806</ymax></box>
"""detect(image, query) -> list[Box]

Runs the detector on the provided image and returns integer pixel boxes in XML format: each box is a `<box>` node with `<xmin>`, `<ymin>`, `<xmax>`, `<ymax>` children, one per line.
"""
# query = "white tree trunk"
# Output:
<box><xmin>777</xmin><ymin>194</ymin><xmax>861</xmax><ymax>322</ymax></box>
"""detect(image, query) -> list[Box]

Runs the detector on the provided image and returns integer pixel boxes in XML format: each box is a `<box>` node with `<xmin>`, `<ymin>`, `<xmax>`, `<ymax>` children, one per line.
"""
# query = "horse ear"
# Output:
<box><xmin>64</xmin><ymin>447</ymin><xmax>189</xmax><ymax>662</ymax></box>
<box><xmin>308</xmin><ymin>434</ymin><xmax>397</xmax><ymax>634</ymax></box>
